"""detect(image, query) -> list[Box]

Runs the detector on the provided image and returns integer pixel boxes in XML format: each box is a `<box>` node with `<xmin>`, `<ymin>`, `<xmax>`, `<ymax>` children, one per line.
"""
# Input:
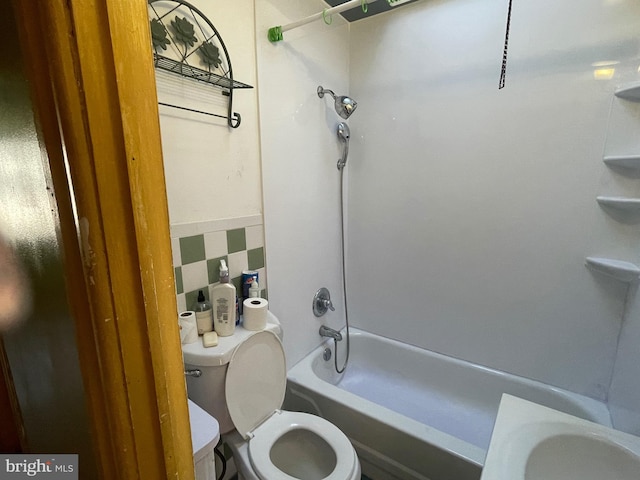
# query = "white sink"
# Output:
<box><xmin>481</xmin><ymin>395</ymin><xmax>640</xmax><ymax>480</ymax></box>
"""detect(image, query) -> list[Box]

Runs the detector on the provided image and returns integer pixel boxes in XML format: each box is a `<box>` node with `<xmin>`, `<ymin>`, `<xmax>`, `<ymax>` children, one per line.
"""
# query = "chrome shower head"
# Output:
<box><xmin>317</xmin><ymin>86</ymin><xmax>358</xmax><ymax>119</ymax></box>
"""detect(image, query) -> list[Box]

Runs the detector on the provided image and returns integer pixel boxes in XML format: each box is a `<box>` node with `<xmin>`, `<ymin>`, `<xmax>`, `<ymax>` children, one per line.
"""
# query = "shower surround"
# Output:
<box><xmin>257</xmin><ymin>0</ymin><xmax>640</xmax><ymax>436</ymax></box>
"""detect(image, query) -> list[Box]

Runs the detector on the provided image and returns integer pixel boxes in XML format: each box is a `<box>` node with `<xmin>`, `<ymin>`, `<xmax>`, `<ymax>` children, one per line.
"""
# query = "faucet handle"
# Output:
<box><xmin>324</xmin><ymin>298</ymin><xmax>335</xmax><ymax>312</ymax></box>
<box><xmin>313</xmin><ymin>287</ymin><xmax>334</xmax><ymax>317</ymax></box>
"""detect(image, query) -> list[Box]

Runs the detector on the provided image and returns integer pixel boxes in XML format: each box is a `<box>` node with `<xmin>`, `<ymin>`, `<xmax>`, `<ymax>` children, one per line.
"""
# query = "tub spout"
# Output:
<box><xmin>319</xmin><ymin>325</ymin><xmax>342</xmax><ymax>341</ymax></box>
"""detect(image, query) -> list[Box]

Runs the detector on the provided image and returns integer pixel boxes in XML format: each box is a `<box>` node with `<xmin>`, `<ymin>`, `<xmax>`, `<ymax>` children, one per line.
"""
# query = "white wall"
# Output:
<box><xmin>157</xmin><ymin>0</ymin><xmax>262</xmax><ymax>225</ymax></box>
<box><xmin>347</xmin><ymin>0</ymin><xmax>640</xmax><ymax>403</ymax></box>
<box><xmin>609</xmin><ymin>291</ymin><xmax>640</xmax><ymax>434</ymax></box>
<box><xmin>256</xmin><ymin>0</ymin><xmax>351</xmax><ymax>367</ymax></box>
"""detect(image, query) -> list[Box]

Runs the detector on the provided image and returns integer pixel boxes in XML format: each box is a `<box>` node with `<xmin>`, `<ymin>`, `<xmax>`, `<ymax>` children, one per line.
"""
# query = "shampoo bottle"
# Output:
<box><xmin>211</xmin><ymin>259</ymin><xmax>236</xmax><ymax>336</ymax></box>
<box><xmin>193</xmin><ymin>290</ymin><xmax>213</xmax><ymax>335</ymax></box>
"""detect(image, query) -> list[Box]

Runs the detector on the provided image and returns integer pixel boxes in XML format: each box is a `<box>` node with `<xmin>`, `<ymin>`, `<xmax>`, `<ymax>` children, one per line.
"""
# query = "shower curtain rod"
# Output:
<box><xmin>268</xmin><ymin>0</ymin><xmax>381</xmax><ymax>42</ymax></box>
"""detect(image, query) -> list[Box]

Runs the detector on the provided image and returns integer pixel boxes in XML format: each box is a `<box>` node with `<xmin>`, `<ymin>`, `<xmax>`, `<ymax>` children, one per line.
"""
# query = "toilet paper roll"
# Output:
<box><xmin>242</xmin><ymin>298</ymin><xmax>268</xmax><ymax>331</ymax></box>
<box><xmin>179</xmin><ymin>311</ymin><xmax>198</xmax><ymax>344</ymax></box>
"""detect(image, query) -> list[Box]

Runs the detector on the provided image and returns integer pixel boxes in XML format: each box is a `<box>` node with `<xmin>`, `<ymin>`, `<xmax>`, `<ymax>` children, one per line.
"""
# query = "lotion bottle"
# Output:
<box><xmin>211</xmin><ymin>259</ymin><xmax>236</xmax><ymax>336</ymax></box>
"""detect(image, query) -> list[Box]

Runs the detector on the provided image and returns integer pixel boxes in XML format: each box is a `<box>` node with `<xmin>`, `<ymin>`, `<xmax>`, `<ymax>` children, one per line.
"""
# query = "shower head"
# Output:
<box><xmin>317</xmin><ymin>86</ymin><xmax>358</xmax><ymax>119</ymax></box>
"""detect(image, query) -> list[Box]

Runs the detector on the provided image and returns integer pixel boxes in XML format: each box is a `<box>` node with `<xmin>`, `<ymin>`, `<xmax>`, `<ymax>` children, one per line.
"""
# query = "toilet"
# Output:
<box><xmin>182</xmin><ymin>313</ymin><xmax>360</xmax><ymax>480</ymax></box>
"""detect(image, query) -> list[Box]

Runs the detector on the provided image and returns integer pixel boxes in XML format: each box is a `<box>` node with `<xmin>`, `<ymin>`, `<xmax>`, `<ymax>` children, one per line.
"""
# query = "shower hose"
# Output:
<box><xmin>334</xmin><ymin>164</ymin><xmax>351</xmax><ymax>374</ymax></box>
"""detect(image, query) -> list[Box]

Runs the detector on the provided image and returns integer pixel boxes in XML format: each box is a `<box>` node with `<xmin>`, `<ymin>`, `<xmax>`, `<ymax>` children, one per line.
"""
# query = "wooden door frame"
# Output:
<box><xmin>11</xmin><ymin>1</ymin><xmax>194</xmax><ymax>478</ymax></box>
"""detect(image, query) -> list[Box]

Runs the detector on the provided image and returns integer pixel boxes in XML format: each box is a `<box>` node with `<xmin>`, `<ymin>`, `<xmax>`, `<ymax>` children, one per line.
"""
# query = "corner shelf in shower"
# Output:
<box><xmin>596</xmin><ymin>196</ymin><xmax>640</xmax><ymax>212</ymax></box>
<box><xmin>585</xmin><ymin>257</ymin><xmax>640</xmax><ymax>283</ymax></box>
<box><xmin>589</xmin><ymin>84</ymin><xmax>640</xmax><ymax>285</ymax></box>
<box><xmin>148</xmin><ymin>0</ymin><xmax>253</xmax><ymax>128</ymax></box>
<box><xmin>614</xmin><ymin>81</ymin><xmax>640</xmax><ymax>101</ymax></box>
<box><xmin>603</xmin><ymin>155</ymin><xmax>640</xmax><ymax>171</ymax></box>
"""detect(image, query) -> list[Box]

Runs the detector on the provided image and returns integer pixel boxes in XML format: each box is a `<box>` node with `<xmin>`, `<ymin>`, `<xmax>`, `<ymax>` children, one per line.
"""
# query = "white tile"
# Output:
<box><xmin>218</xmin><ymin>215</ymin><xmax>262</xmax><ymax>231</ymax></box>
<box><xmin>204</xmin><ymin>230</ymin><xmax>228</xmax><ymax>258</ymax></box>
<box><xmin>176</xmin><ymin>293</ymin><xmax>187</xmax><ymax>313</ymax></box>
<box><xmin>170</xmin><ymin>222</ymin><xmax>199</xmax><ymax>238</ymax></box>
<box><xmin>257</xmin><ymin>267</ymin><xmax>267</xmax><ymax>290</ymax></box>
<box><xmin>228</xmin><ymin>251</ymin><xmax>248</xmax><ymax>279</ymax></box>
<box><xmin>170</xmin><ymin>215</ymin><xmax>263</xmax><ymax>238</ymax></box>
<box><xmin>246</xmin><ymin>224</ymin><xmax>264</xmax><ymax>250</ymax></box>
<box><xmin>181</xmin><ymin>260</ymin><xmax>209</xmax><ymax>293</ymax></box>
<box><xmin>171</xmin><ymin>237</ymin><xmax>182</xmax><ymax>266</ymax></box>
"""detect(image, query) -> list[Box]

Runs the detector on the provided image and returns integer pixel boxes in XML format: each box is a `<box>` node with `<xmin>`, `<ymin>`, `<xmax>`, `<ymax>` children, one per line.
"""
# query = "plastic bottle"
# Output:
<box><xmin>249</xmin><ymin>280</ymin><xmax>260</xmax><ymax>298</ymax></box>
<box><xmin>211</xmin><ymin>259</ymin><xmax>236</xmax><ymax>336</ymax></box>
<box><xmin>193</xmin><ymin>290</ymin><xmax>213</xmax><ymax>335</ymax></box>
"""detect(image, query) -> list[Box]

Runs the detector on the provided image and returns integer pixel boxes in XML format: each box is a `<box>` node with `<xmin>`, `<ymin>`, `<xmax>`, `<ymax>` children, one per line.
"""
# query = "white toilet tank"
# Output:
<box><xmin>188</xmin><ymin>399</ymin><xmax>219</xmax><ymax>480</ymax></box>
<box><xmin>182</xmin><ymin>311</ymin><xmax>283</xmax><ymax>433</ymax></box>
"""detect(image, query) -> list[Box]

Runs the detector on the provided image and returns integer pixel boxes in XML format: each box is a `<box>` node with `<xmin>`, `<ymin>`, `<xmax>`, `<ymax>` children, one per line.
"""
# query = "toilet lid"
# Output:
<box><xmin>225</xmin><ymin>331</ymin><xmax>286</xmax><ymax>439</ymax></box>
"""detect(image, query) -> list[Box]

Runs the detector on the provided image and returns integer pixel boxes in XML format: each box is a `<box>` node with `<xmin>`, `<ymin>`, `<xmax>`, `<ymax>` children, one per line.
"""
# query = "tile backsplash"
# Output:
<box><xmin>170</xmin><ymin>215</ymin><xmax>266</xmax><ymax>313</ymax></box>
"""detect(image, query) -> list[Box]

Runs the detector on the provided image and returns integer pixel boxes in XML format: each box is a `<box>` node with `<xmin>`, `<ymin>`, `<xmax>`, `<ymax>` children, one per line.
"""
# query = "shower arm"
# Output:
<box><xmin>318</xmin><ymin>87</ymin><xmax>336</xmax><ymax>100</ymax></box>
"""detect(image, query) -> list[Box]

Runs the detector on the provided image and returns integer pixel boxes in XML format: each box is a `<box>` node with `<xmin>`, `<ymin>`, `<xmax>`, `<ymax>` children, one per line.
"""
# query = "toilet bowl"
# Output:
<box><xmin>249</xmin><ymin>410</ymin><xmax>357</xmax><ymax>479</ymax></box>
<box><xmin>224</xmin><ymin>412</ymin><xmax>360</xmax><ymax>480</ymax></box>
<box><xmin>182</xmin><ymin>318</ymin><xmax>360</xmax><ymax>480</ymax></box>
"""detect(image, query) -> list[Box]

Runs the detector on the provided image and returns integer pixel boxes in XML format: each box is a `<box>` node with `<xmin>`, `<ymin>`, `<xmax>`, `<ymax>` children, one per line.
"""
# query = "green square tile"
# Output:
<box><xmin>226</xmin><ymin>228</ymin><xmax>246</xmax><ymax>254</ymax></box>
<box><xmin>207</xmin><ymin>256</ymin><xmax>228</xmax><ymax>284</ymax></box>
<box><xmin>247</xmin><ymin>247</ymin><xmax>265</xmax><ymax>270</ymax></box>
<box><xmin>179</xmin><ymin>235</ymin><xmax>205</xmax><ymax>265</ymax></box>
<box><xmin>231</xmin><ymin>275</ymin><xmax>242</xmax><ymax>294</ymax></box>
<box><xmin>185</xmin><ymin>288</ymin><xmax>209</xmax><ymax>309</ymax></box>
<box><xmin>174</xmin><ymin>267</ymin><xmax>183</xmax><ymax>295</ymax></box>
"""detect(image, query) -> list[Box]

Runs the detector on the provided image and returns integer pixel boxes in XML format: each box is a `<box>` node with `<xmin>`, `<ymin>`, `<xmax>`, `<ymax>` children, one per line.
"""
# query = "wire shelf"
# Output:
<box><xmin>153</xmin><ymin>54</ymin><xmax>252</xmax><ymax>91</ymax></box>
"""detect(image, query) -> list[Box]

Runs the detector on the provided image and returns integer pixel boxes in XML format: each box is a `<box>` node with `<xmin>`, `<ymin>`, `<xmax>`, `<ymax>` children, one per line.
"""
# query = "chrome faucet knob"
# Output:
<box><xmin>313</xmin><ymin>287</ymin><xmax>334</xmax><ymax>317</ymax></box>
<box><xmin>322</xmin><ymin>298</ymin><xmax>335</xmax><ymax>311</ymax></box>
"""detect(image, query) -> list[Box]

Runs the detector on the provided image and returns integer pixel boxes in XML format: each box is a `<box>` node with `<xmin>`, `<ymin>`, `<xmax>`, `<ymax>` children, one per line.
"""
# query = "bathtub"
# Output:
<box><xmin>284</xmin><ymin>328</ymin><xmax>611</xmax><ymax>480</ymax></box>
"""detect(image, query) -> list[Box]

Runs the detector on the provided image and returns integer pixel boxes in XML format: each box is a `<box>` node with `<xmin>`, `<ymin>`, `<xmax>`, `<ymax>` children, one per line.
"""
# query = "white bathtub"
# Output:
<box><xmin>284</xmin><ymin>328</ymin><xmax>611</xmax><ymax>480</ymax></box>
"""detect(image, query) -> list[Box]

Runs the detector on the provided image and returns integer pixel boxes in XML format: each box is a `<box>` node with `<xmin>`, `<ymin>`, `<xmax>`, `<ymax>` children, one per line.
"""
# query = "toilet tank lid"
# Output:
<box><xmin>182</xmin><ymin>311</ymin><xmax>282</xmax><ymax>367</ymax></box>
<box><xmin>188</xmin><ymin>399</ymin><xmax>220</xmax><ymax>462</ymax></box>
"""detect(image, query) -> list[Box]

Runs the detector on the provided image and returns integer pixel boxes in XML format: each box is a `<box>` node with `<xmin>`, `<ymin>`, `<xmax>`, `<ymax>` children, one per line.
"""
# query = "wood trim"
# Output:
<box><xmin>11</xmin><ymin>1</ymin><xmax>119</xmax><ymax>475</ymax></box>
<box><xmin>11</xmin><ymin>0</ymin><xmax>193</xmax><ymax>478</ymax></box>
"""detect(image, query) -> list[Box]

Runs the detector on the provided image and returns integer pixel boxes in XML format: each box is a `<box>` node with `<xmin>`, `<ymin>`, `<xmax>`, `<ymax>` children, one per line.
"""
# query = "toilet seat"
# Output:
<box><xmin>248</xmin><ymin>410</ymin><xmax>358</xmax><ymax>480</ymax></box>
<box><xmin>225</xmin><ymin>331</ymin><xmax>358</xmax><ymax>480</ymax></box>
<box><xmin>225</xmin><ymin>331</ymin><xmax>287</xmax><ymax>439</ymax></box>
